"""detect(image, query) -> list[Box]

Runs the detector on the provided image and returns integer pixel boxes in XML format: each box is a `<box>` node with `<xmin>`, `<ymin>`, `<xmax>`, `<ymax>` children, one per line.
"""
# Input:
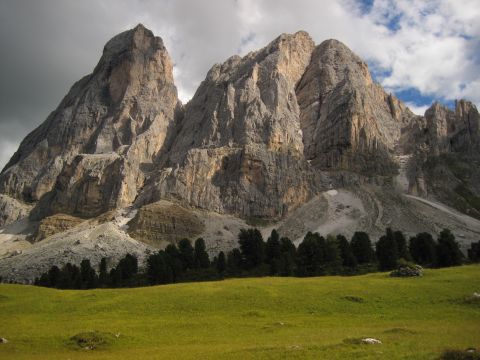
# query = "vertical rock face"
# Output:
<box><xmin>420</xmin><ymin>100</ymin><xmax>480</xmax><ymax>155</ymax></box>
<box><xmin>406</xmin><ymin>100</ymin><xmax>480</xmax><ymax>214</ymax></box>
<box><xmin>140</xmin><ymin>31</ymin><xmax>323</xmax><ymax>219</ymax></box>
<box><xmin>0</xmin><ymin>24</ymin><xmax>179</xmax><ymax>219</ymax></box>
<box><xmin>296</xmin><ymin>39</ymin><xmax>415</xmax><ymax>174</ymax></box>
<box><xmin>1</xmin><ymin>24</ymin><xmax>479</xmax><ymax>227</ymax></box>
<box><xmin>166</xmin><ymin>31</ymin><xmax>316</xmax><ymax>163</ymax></box>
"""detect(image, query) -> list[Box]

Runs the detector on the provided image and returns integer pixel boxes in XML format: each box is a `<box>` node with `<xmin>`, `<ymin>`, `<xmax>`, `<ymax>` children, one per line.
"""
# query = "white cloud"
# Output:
<box><xmin>405</xmin><ymin>103</ymin><xmax>430</xmax><ymax>116</ymax></box>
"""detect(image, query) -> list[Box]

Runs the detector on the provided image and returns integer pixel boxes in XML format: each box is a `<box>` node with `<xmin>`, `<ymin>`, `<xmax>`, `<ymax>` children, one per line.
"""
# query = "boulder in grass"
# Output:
<box><xmin>0</xmin><ymin>337</ymin><xmax>8</xmax><ymax>344</ymax></box>
<box><xmin>362</xmin><ymin>338</ymin><xmax>382</xmax><ymax>344</ymax></box>
<box><xmin>390</xmin><ymin>262</ymin><xmax>423</xmax><ymax>277</ymax></box>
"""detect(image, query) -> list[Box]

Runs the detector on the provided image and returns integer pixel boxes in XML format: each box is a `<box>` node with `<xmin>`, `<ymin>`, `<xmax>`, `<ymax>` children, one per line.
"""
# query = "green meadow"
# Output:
<box><xmin>0</xmin><ymin>265</ymin><xmax>479</xmax><ymax>359</ymax></box>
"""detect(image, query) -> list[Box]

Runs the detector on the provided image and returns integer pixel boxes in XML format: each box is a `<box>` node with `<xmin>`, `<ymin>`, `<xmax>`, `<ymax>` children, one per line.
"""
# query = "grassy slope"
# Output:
<box><xmin>0</xmin><ymin>266</ymin><xmax>479</xmax><ymax>359</ymax></box>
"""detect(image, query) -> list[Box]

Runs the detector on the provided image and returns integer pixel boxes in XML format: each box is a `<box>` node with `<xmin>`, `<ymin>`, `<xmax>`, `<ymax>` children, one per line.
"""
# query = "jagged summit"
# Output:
<box><xmin>1</xmin><ymin>25</ymin><xmax>480</xmax><ymax>282</ymax></box>
<box><xmin>0</xmin><ymin>24</ymin><xmax>178</xmax><ymax>218</ymax></box>
<box><xmin>1</xmin><ymin>24</ymin><xmax>478</xmax><ymax>222</ymax></box>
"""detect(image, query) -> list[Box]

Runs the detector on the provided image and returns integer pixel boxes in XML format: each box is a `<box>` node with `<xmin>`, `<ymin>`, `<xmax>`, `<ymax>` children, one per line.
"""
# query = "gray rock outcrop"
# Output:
<box><xmin>1</xmin><ymin>24</ymin><xmax>479</xmax><ymax>248</ymax></box>
<box><xmin>296</xmin><ymin>39</ymin><xmax>415</xmax><ymax>174</ymax></box>
<box><xmin>0</xmin><ymin>24</ymin><xmax>179</xmax><ymax>220</ymax></box>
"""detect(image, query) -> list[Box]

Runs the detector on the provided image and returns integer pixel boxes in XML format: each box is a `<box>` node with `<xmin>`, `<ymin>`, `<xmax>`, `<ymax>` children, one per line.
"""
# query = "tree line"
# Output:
<box><xmin>33</xmin><ymin>228</ymin><xmax>480</xmax><ymax>289</ymax></box>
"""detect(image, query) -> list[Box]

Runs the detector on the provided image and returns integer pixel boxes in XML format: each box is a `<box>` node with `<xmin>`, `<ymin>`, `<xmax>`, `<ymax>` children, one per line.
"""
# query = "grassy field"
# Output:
<box><xmin>0</xmin><ymin>265</ymin><xmax>479</xmax><ymax>359</ymax></box>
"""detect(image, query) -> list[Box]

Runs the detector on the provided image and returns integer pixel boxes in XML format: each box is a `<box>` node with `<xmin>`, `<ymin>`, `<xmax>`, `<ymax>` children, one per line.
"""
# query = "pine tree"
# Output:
<box><xmin>216</xmin><ymin>251</ymin><xmax>226</xmax><ymax>274</ymax></box>
<box><xmin>147</xmin><ymin>251</ymin><xmax>174</xmax><ymax>284</ymax></box>
<box><xmin>279</xmin><ymin>236</ymin><xmax>296</xmax><ymax>276</ymax></box>
<box><xmin>393</xmin><ymin>230</ymin><xmax>411</xmax><ymax>260</ymax></box>
<box><xmin>238</xmin><ymin>229</ymin><xmax>264</xmax><ymax>270</ymax></box>
<box><xmin>325</xmin><ymin>235</ymin><xmax>342</xmax><ymax>274</ymax></box>
<box><xmin>351</xmin><ymin>231</ymin><xmax>375</xmax><ymax>264</ymax></box>
<box><xmin>376</xmin><ymin>228</ymin><xmax>399</xmax><ymax>271</ymax></box>
<box><xmin>265</xmin><ymin>229</ymin><xmax>281</xmax><ymax>264</ymax></box>
<box><xmin>165</xmin><ymin>244</ymin><xmax>184</xmax><ymax>281</ymax></box>
<box><xmin>116</xmin><ymin>253</ymin><xmax>138</xmax><ymax>285</ymax></box>
<box><xmin>436</xmin><ymin>229</ymin><xmax>463</xmax><ymax>267</ymax></box>
<box><xmin>409</xmin><ymin>232</ymin><xmax>437</xmax><ymax>266</ymax></box>
<box><xmin>47</xmin><ymin>265</ymin><xmax>61</xmax><ymax>288</ymax></box>
<box><xmin>98</xmin><ymin>258</ymin><xmax>109</xmax><ymax>286</ymax></box>
<box><xmin>296</xmin><ymin>232</ymin><xmax>325</xmax><ymax>276</ymax></box>
<box><xmin>194</xmin><ymin>238</ymin><xmax>210</xmax><ymax>269</ymax></box>
<box><xmin>336</xmin><ymin>234</ymin><xmax>357</xmax><ymax>268</ymax></box>
<box><xmin>80</xmin><ymin>259</ymin><xmax>98</xmax><ymax>289</ymax></box>
<box><xmin>468</xmin><ymin>241</ymin><xmax>480</xmax><ymax>263</ymax></box>
<box><xmin>178</xmin><ymin>238</ymin><xmax>195</xmax><ymax>270</ymax></box>
<box><xmin>227</xmin><ymin>248</ymin><xmax>242</xmax><ymax>274</ymax></box>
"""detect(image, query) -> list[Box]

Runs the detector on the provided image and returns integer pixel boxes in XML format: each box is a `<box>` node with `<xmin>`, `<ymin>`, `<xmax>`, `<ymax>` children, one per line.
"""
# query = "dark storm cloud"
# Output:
<box><xmin>0</xmin><ymin>0</ymin><xmax>140</xmax><ymax>168</ymax></box>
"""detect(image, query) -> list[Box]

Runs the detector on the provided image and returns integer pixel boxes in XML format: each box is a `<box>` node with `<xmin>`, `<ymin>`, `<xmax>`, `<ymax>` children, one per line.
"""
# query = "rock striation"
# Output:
<box><xmin>127</xmin><ymin>200</ymin><xmax>205</xmax><ymax>247</ymax></box>
<box><xmin>137</xmin><ymin>31</ymin><xmax>324</xmax><ymax>219</ymax></box>
<box><xmin>0</xmin><ymin>24</ymin><xmax>179</xmax><ymax>221</ymax></box>
<box><xmin>296</xmin><ymin>39</ymin><xmax>415</xmax><ymax>174</ymax></box>
<box><xmin>1</xmin><ymin>24</ymin><xmax>479</xmax><ymax>248</ymax></box>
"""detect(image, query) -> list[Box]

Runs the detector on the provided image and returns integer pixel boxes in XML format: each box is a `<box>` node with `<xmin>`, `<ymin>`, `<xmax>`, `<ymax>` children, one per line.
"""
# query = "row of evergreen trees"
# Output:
<box><xmin>34</xmin><ymin>228</ymin><xmax>480</xmax><ymax>289</ymax></box>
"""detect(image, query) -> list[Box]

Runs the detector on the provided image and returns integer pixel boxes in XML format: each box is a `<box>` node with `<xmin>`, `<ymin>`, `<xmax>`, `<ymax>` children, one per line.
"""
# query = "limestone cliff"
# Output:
<box><xmin>407</xmin><ymin>100</ymin><xmax>480</xmax><ymax>217</ymax></box>
<box><xmin>296</xmin><ymin>39</ymin><xmax>415</xmax><ymax>174</ymax></box>
<box><xmin>0</xmin><ymin>24</ymin><xmax>179</xmax><ymax>220</ymax></box>
<box><xmin>1</xmin><ymin>24</ymin><xmax>479</xmax><ymax>231</ymax></box>
<box><xmin>137</xmin><ymin>31</ymin><xmax>324</xmax><ymax>219</ymax></box>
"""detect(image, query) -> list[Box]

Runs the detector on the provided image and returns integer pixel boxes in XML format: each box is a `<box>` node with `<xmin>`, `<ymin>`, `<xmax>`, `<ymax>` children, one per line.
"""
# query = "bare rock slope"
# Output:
<box><xmin>0</xmin><ymin>24</ymin><xmax>179</xmax><ymax>221</ymax></box>
<box><xmin>1</xmin><ymin>25</ymin><xmax>480</xmax><ymax>282</ymax></box>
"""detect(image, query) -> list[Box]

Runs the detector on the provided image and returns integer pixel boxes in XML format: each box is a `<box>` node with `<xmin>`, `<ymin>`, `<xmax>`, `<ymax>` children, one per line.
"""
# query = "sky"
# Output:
<box><xmin>0</xmin><ymin>0</ymin><xmax>479</xmax><ymax>170</ymax></box>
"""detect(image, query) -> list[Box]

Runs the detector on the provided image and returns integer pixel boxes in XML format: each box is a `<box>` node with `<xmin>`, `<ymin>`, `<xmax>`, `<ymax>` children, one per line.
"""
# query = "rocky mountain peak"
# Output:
<box><xmin>0</xmin><ymin>24</ymin><xmax>178</xmax><ymax>219</ymax></box>
<box><xmin>296</xmin><ymin>38</ymin><xmax>414</xmax><ymax>174</ymax></box>
<box><xmin>0</xmin><ymin>25</ymin><xmax>478</xmax><ymax>230</ymax></box>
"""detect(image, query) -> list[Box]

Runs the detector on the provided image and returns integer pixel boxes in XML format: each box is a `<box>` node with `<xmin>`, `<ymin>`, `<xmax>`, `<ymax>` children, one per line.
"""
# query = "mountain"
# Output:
<box><xmin>1</xmin><ymin>25</ymin><xmax>479</xmax><ymax>282</ymax></box>
<box><xmin>0</xmin><ymin>24</ymin><xmax>179</xmax><ymax>220</ymax></box>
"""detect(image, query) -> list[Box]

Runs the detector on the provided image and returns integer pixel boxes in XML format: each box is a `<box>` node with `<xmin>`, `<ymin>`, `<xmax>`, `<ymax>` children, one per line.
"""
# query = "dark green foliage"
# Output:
<box><xmin>280</xmin><ymin>237</ymin><xmax>296</xmax><ymax>257</ymax></box>
<box><xmin>80</xmin><ymin>259</ymin><xmax>98</xmax><ymax>289</ymax></box>
<box><xmin>165</xmin><ymin>244</ymin><xmax>184</xmax><ymax>281</ymax></box>
<box><xmin>393</xmin><ymin>230</ymin><xmax>411</xmax><ymax>260</ymax></box>
<box><xmin>409</xmin><ymin>232</ymin><xmax>437</xmax><ymax>266</ymax></box>
<box><xmin>376</xmin><ymin>228</ymin><xmax>399</xmax><ymax>271</ymax></box>
<box><xmin>325</xmin><ymin>235</ymin><xmax>342</xmax><ymax>273</ymax></box>
<box><xmin>117</xmin><ymin>254</ymin><xmax>138</xmax><ymax>283</ymax></box>
<box><xmin>227</xmin><ymin>248</ymin><xmax>242</xmax><ymax>273</ymax></box>
<box><xmin>351</xmin><ymin>232</ymin><xmax>375</xmax><ymax>264</ymax></box>
<box><xmin>33</xmin><ymin>226</ymin><xmax>468</xmax><ymax>290</ymax></box>
<box><xmin>98</xmin><ymin>258</ymin><xmax>108</xmax><ymax>286</ymax></box>
<box><xmin>265</xmin><ymin>229</ymin><xmax>281</xmax><ymax>264</ymax></box>
<box><xmin>194</xmin><ymin>238</ymin><xmax>210</xmax><ymax>269</ymax></box>
<box><xmin>178</xmin><ymin>239</ymin><xmax>195</xmax><ymax>270</ymax></box>
<box><xmin>238</xmin><ymin>228</ymin><xmax>264</xmax><ymax>270</ymax></box>
<box><xmin>216</xmin><ymin>251</ymin><xmax>226</xmax><ymax>274</ymax></box>
<box><xmin>296</xmin><ymin>232</ymin><xmax>327</xmax><ymax>276</ymax></box>
<box><xmin>436</xmin><ymin>229</ymin><xmax>463</xmax><ymax>267</ymax></box>
<box><xmin>439</xmin><ymin>349</ymin><xmax>480</xmax><ymax>360</ymax></box>
<box><xmin>337</xmin><ymin>235</ymin><xmax>357</xmax><ymax>268</ymax></box>
<box><xmin>47</xmin><ymin>265</ymin><xmax>61</xmax><ymax>287</ymax></box>
<box><xmin>147</xmin><ymin>251</ymin><xmax>174</xmax><ymax>285</ymax></box>
<box><xmin>468</xmin><ymin>241</ymin><xmax>480</xmax><ymax>263</ymax></box>
<box><xmin>265</xmin><ymin>229</ymin><xmax>282</xmax><ymax>275</ymax></box>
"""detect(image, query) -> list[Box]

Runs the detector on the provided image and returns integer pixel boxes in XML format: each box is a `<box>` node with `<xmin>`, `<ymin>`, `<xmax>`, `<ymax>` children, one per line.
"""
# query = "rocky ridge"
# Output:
<box><xmin>1</xmin><ymin>25</ymin><xmax>480</xmax><ymax>282</ymax></box>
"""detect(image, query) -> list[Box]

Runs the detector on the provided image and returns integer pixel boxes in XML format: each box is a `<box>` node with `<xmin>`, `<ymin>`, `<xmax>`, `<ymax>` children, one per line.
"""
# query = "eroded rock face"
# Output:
<box><xmin>296</xmin><ymin>39</ymin><xmax>415</xmax><ymax>174</ymax></box>
<box><xmin>139</xmin><ymin>31</ymin><xmax>323</xmax><ymax>219</ymax></box>
<box><xmin>0</xmin><ymin>24</ymin><xmax>179</xmax><ymax>218</ymax></box>
<box><xmin>406</xmin><ymin>101</ymin><xmax>480</xmax><ymax>215</ymax></box>
<box><xmin>0</xmin><ymin>194</ymin><xmax>32</xmax><ymax>227</ymax></box>
<box><xmin>31</xmin><ymin>213</ymin><xmax>85</xmax><ymax>242</ymax></box>
<box><xmin>1</xmin><ymin>24</ymin><xmax>479</xmax><ymax>229</ymax></box>
<box><xmin>127</xmin><ymin>200</ymin><xmax>205</xmax><ymax>247</ymax></box>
